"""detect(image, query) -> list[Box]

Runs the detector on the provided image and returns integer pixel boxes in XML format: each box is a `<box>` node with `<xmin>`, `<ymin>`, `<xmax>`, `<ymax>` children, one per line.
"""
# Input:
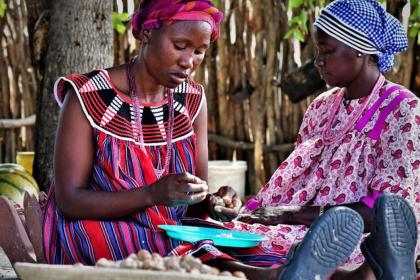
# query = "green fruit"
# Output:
<box><xmin>0</xmin><ymin>182</ymin><xmax>25</xmax><ymax>205</ymax></box>
<box><xmin>0</xmin><ymin>164</ymin><xmax>39</xmax><ymax>205</ymax></box>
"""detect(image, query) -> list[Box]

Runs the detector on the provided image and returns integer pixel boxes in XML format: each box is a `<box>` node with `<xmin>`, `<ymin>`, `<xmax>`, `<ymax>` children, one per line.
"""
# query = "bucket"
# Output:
<box><xmin>208</xmin><ymin>160</ymin><xmax>247</xmax><ymax>198</ymax></box>
<box><xmin>16</xmin><ymin>151</ymin><xmax>35</xmax><ymax>175</ymax></box>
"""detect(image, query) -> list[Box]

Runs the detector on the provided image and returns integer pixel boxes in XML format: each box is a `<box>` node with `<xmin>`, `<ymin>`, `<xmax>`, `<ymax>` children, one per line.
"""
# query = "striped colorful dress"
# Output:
<box><xmin>43</xmin><ymin>69</ymin><xmax>287</xmax><ymax>266</ymax></box>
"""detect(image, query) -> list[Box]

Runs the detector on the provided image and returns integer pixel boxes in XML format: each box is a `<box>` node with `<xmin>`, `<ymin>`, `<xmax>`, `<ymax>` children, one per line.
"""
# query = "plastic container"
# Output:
<box><xmin>207</xmin><ymin>160</ymin><xmax>247</xmax><ymax>198</ymax></box>
<box><xmin>158</xmin><ymin>225</ymin><xmax>267</xmax><ymax>248</ymax></box>
<box><xmin>16</xmin><ymin>151</ymin><xmax>35</xmax><ymax>175</ymax></box>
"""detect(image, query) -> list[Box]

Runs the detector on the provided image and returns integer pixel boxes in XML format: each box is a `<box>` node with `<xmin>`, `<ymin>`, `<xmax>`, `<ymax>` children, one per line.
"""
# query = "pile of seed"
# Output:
<box><xmin>86</xmin><ymin>250</ymin><xmax>246</xmax><ymax>279</ymax></box>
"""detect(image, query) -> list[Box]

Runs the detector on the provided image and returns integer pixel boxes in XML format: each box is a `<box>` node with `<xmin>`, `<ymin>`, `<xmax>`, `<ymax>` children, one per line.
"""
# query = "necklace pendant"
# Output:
<box><xmin>154</xmin><ymin>168</ymin><xmax>164</xmax><ymax>178</ymax></box>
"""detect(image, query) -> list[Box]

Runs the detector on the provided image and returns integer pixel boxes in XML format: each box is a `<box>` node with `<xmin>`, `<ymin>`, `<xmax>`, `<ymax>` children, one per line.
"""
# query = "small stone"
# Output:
<box><xmin>164</xmin><ymin>256</ymin><xmax>181</xmax><ymax>271</ymax></box>
<box><xmin>189</xmin><ymin>268</ymin><xmax>201</xmax><ymax>275</ymax></box>
<box><xmin>120</xmin><ymin>259</ymin><xmax>138</xmax><ymax>269</ymax></box>
<box><xmin>219</xmin><ymin>270</ymin><xmax>233</xmax><ymax>277</ymax></box>
<box><xmin>233</xmin><ymin>271</ymin><xmax>247</xmax><ymax>279</ymax></box>
<box><xmin>199</xmin><ymin>264</ymin><xmax>213</xmax><ymax>274</ymax></box>
<box><xmin>137</xmin><ymin>250</ymin><xmax>152</xmax><ymax>261</ymax></box>
<box><xmin>128</xmin><ymin>253</ymin><xmax>138</xmax><ymax>260</ymax></box>
<box><xmin>95</xmin><ymin>258</ymin><xmax>115</xmax><ymax>268</ymax></box>
<box><xmin>142</xmin><ymin>259</ymin><xmax>155</xmax><ymax>270</ymax></box>
<box><xmin>209</xmin><ymin>267</ymin><xmax>220</xmax><ymax>275</ymax></box>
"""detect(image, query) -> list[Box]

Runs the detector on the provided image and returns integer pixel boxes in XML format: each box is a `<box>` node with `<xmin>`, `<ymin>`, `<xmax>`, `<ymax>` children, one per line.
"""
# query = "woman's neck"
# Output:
<box><xmin>345</xmin><ymin>68</ymin><xmax>381</xmax><ymax>100</ymax></box>
<box><xmin>133</xmin><ymin>57</ymin><xmax>166</xmax><ymax>104</ymax></box>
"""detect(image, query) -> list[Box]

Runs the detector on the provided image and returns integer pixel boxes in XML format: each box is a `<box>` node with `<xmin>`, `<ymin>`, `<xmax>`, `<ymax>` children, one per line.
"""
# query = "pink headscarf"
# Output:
<box><xmin>132</xmin><ymin>0</ymin><xmax>223</xmax><ymax>42</ymax></box>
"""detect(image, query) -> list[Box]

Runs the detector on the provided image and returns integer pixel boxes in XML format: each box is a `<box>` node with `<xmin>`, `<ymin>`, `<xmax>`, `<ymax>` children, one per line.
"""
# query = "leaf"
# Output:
<box><xmin>318</xmin><ymin>0</ymin><xmax>326</xmax><ymax>9</ymax></box>
<box><xmin>0</xmin><ymin>0</ymin><xmax>7</xmax><ymax>18</ymax></box>
<box><xmin>300</xmin><ymin>10</ymin><xmax>308</xmax><ymax>25</ymax></box>
<box><xmin>408</xmin><ymin>26</ymin><xmax>418</xmax><ymax>38</ymax></box>
<box><xmin>283</xmin><ymin>28</ymin><xmax>296</xmax><ymax>40</ymax></box>
<box><xmin>309</xmin><ymin>0</ymin><xmax>315</xmax><ymax>11</ymax></box>
<box><xmin>112</xmin><ymin>12</ymin><xmax>129</xmax><ymax>34</ymax></box>
<box><xmin>290</xmin><ymin>15</ymin><xmax>301</xmax><ymax>24</ymax></box>
<box><xmin>290</xmin><ymin>0</ymin><xmax>304</xmax><ymax>9</ymax></box>
<box><xmin>302</xmin><ymin>22</ymin><xmax>308</xmax><ymax>34</ymax></box>
<box><xmin>294</xmin><ymin>29</ymin><xmax>305</xmax><ymax>42</ymax></box>
<box><xmin>409</xmin><ymin>6</ymin><xmax>420</xmax><ymax>20</ymax></box>
<box><xmin>115</xmin><ymin>24</ymin><xmax>126</xmax><ymax>34</ymax></box>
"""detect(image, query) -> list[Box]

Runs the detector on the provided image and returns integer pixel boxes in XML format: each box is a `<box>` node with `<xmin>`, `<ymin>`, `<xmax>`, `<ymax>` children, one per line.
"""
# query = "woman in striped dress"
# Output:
<box><xmin>41</xmin><ymin>1</ymin><xmax>289</xmax><ymax>278</ymax></box>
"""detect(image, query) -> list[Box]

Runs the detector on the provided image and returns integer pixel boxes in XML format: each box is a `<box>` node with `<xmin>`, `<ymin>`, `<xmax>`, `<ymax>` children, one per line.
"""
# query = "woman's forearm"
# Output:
<box><xmin>285</xmin><ymin>206</ymin><xmax>320</xmax><ymax>227</ymax></box>
<box><xmin>56</xmin><ymin>186</ymin><xmax>155</xmax><ymax>220</ymax></box>
<box><xmin>289</xmin><ymin>202</ymin><xmax>372</xmax><ymax>232</ymax></box>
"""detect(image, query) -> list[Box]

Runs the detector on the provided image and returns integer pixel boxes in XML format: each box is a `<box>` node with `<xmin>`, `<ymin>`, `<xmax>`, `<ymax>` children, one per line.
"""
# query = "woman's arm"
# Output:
<box><xmin>192</xmin><ymin>94</ymin><xmax>208</xmax><ymax>182</ymax></box>
<box><xmin>54</xmin><ymin>90</ymin><xmax>156</xmax><ymax>220</ymax></box>
<box><xmin>238</xmin><ymin>202</ymin><xmax>372</xmax><ymax>232</ymax></box>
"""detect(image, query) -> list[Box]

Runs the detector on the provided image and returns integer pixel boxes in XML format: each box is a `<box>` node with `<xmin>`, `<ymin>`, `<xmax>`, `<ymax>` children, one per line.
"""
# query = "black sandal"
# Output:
<box><xmin>361</xmin><ymin>194</ymin><xmax>417</xmax><ymax>280</ymax></box>
<box><xmin>278</xmin><ymin>206</ymin><xmax>364</xmax><ymax>280</ymax></box>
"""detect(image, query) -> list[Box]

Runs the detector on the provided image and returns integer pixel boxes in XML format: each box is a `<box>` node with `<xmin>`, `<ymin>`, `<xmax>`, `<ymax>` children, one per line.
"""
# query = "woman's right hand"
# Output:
<box><xmin>149</xmin><ymin>172</ymin><xmax>209</xmax><ymax>207</ymax></box>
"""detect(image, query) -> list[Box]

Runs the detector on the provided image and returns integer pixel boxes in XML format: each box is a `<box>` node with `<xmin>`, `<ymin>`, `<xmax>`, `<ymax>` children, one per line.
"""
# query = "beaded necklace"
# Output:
<box><xmin>127</xmin><ymin>58</ymin><xmax>174</xmax><ymax>178</ymax></box>
<box><xmin>321</xmin><ymin>75</ymin><xmax>385</xmax><ymax>145</ymax></box>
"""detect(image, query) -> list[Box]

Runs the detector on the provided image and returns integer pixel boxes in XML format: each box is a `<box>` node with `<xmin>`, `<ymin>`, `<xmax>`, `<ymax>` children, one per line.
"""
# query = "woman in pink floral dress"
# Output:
<box><xmin>227</xmin><ymin>0</ymin><xmax>419</xmax><ymax>279</ymax></box>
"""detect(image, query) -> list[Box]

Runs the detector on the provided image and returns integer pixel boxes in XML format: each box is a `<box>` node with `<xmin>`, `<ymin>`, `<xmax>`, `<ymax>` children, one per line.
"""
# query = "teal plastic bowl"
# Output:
<box><xmin>158</xmin><ymin>225</ymin><xmax>267</xmax><ymax>248</ymax></box>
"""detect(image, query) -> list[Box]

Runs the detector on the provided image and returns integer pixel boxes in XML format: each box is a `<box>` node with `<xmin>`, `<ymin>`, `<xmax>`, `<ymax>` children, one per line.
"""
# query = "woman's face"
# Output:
<box><xmin>313</xmin><ymin>28</ymin><xmax>364</xmax><ymax>87</ymax></box>
<box><xmin>142</xmin><ymin>20</ymin><xmax>212</xmax><ymax>88</ymax></box>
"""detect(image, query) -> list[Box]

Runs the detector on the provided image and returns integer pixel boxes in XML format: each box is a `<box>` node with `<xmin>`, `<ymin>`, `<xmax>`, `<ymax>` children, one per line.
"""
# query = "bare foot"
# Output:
<box><xmin>23</xmin><ymin>192</ymin><xmax>45</xmax><ymax>263</ymax></box>
<box><xmin>0</xmin><ymin>196</ymin><xmax>36</xmax><ymax>263</ymax></box>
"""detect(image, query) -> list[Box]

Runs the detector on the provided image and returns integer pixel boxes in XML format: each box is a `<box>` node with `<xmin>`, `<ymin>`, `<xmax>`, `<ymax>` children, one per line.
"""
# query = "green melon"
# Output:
<box><xmin>0</xmin><ymin>163</ymin><xmax>26</xmax><ymax>172</ymax></box>
<box><xmin>0</xmin><ymin>182</ymin><xmax>26</xmax><ymax>205</ymax></box>
<box><xmin>0</xmin><ymin>164</ymin><xmax>39</xmax><ymax>205</ymax></box>
<box><xmin>0</xmin><ymin>163</ymin><xmax>39</xmax><ymax>192</ymax></box>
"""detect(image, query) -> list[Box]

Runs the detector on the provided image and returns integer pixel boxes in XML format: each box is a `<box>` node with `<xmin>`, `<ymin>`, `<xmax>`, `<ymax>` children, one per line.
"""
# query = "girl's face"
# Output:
<box><xmin>142</xmin><ymin>20</ymin><xmax>212</xmax><ymax>88</ymax></box>
<box><xmin>313</xmin><ymin>28</ymin><xmax>364</xmax><ymax>88</ymax></box>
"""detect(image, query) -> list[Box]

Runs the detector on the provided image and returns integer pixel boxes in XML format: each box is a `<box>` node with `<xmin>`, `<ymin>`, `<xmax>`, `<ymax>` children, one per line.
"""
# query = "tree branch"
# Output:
<box><xmin>208</xmin><ymin>133</ymin><xmax>294</xmax><ymax>153</ymax></box>
<box><xmin>0</xmin><ymin>115</ymin><xmax>36</xmax><ymax>128</ymax></box>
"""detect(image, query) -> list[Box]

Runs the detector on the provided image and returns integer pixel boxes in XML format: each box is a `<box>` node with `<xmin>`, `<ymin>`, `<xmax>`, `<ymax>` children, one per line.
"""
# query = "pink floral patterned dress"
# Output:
<box><xmin>225</xmin><ymin>81</ymin><xmax>420</xmax><ymax>266</ymax></box>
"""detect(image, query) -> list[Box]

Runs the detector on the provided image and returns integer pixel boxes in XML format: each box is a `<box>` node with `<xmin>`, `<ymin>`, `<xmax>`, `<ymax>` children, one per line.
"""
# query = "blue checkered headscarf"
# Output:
<box><xmin>314</xmin><ymin>0</ymin><xmax>408</xmax><ymax>73</ymax></box>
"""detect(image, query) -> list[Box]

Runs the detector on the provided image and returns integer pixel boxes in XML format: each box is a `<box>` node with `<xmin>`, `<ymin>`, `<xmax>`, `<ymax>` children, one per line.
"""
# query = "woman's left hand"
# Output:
<box><xmin>207</xmin><ymin>186</ymin><xmax>242</xmax><ymax>222</ymax></box>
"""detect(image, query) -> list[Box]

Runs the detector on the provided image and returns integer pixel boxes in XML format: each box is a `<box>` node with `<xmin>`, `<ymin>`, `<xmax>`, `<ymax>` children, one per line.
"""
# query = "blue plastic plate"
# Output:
<box><xmin>158</xmin><ymin>225</ymin><xmax>267</xmax><ymax>248</ymax></box>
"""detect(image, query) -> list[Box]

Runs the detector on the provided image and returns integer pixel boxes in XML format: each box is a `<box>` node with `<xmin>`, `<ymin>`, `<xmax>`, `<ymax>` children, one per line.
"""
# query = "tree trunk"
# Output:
<box><xmin>33</xmin><ymin>0</ymin><xmax>113</xmax><ymax>191</ymax></box>
<box><xmin>250</xmin><ymin>0</ymin><xmax>266</xmax><ymax>192</ymax></box>
<box><xmin>25</xmin><ymin>0</ymin><xmax>50</xmax><ymax>67</ymax></box>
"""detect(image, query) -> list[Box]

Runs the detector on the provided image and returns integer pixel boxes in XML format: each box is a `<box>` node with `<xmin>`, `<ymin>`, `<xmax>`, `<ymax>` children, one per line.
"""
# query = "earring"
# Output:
<box><xmin>141</xmin><ymin>30</ymin><xmax>151</xmax><ymax>43</ymax></box>
<box><xmin>357</xmin><ymin>53</ymin><xmax>363</xmax><ymax>57</ymax></box>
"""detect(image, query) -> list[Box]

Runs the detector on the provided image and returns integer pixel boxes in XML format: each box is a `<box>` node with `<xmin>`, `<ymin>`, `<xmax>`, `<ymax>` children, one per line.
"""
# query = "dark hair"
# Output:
<box><xmin>370</xmin><ymin>55</ymin><xmax>379</xmax><ymax>64</ymax></box>
<box><xmin>139</xmin><ymin>0</ymin><xmax>154</xmax><ymax>9</ymax></box>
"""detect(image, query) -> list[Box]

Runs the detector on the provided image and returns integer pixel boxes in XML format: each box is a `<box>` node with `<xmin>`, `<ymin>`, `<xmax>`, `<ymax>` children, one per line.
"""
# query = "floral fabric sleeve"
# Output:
<box><xmin>369</xmin><ymin>97</ymin><xmax>420</xmax><ymax>207</ymax></box>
